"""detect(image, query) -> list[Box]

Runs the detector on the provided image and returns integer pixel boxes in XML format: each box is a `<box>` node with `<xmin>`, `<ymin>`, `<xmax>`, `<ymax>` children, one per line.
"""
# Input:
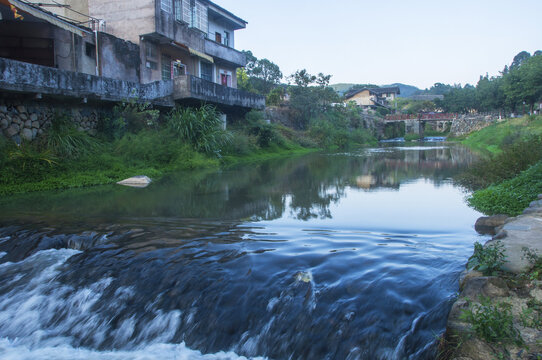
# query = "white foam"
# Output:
<box><xmin>0</xmin><ymin>339</ymin><xmax>267</xmax><ymax>360</ymax></box>
<box><xmin>0</xmin><ymin>249</ymin><xmax>268</xmax><ymax>360</ymax></box>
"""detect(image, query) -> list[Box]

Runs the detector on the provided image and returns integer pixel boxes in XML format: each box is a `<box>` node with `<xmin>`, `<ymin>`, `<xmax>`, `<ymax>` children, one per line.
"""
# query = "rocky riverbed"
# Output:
<box><xmin>442</xmin><ymin>195</ymin><xmax>542</xmax><ymax>360</ymax></box>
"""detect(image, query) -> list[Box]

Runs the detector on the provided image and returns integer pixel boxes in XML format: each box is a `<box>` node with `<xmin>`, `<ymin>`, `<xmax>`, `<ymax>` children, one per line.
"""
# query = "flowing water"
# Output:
<box><xmin>0</xmin><ymin>144</ymin><xmax>487</xmax><ymax>360</ymax></box>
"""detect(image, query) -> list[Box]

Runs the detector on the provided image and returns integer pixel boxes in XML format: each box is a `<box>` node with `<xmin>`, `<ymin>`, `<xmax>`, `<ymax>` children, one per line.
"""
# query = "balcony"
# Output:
<box><xmin>204</xmin><ymin>39</ymin><xmax>246</xmax><ymax>67</ymax></box>
<box><xmin>173</xmin><ymin>75</ymin><xmax>265</xmax><ymax>110</ymax></box>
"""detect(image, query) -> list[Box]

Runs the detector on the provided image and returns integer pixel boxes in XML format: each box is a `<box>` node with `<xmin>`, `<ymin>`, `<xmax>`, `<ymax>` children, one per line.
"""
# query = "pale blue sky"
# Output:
<box><xmin>218</xmin><ymin>0</ymin><xmax>542</xmax><ymax>89</ymax></box>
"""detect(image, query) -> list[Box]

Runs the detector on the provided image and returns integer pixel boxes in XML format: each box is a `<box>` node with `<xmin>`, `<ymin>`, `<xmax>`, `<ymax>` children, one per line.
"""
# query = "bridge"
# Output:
<box><xmin>385</xmin><ymin>113</ymin><xmax>457</xmax><ymax>122</ymax></box>
<box><xmin>383</xmin><ymin>113</ymin><xmax>457</xmax><ymax>137</ymax></box>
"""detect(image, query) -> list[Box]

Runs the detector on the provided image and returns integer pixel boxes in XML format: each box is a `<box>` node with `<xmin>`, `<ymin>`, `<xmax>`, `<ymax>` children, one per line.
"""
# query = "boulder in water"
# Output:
<box><xmin>116</xmin><ymin>176</ymin><xmax>152</xmax><ymax>188</ymax></box>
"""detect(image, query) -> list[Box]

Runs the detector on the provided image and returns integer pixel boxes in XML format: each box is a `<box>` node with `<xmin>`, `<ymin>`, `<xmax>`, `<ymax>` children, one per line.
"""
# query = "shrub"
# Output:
<box><xmin>266</xmin><ymin>87</ymin><xmax>285</xmax><ymax>106</ymax></box>
<box><xmin>222</xmin><ymin>131</ymin><xmax>258</xmax><ymax>156</ymax></box>
<box><xmin>460</xmin><ymin>296</ymin><xmax>522</xmax><ymax>345</ymax></box>
<box><xmin>404</xmin><ymin>133</ymin><xmax>420</xmax><ymax>142</ymax></box>
<box><xmin>114</xmin><ymin>130</ymin><xmax>180</xmax><ymax>166</ymax></box>
<box><xmin>468</xmin><ymin>161</ymin><xmax>542</xmax><ymax>216</ymax></box>
<box><xmin>457</xmin><ymin>136</ymin><xmax>542</xmax><ymax>190</ymax></box>
<box><xmin>467</xmin><ymin>241</ymin><xmax>506</xmax><ymax>276</ymax></box>
<box><xmin>47</xmin><ymin>112</ymin><xmax>100</xmax><ymax>158</ymax></box>
<box><xmin>168</xmin><ymin>105</ymin><xmax>232</xmax><ymax>156</ymax></box>
<box><xmin>114</xmin><ymin>100</ymin><xmax>160</xmax><ymax>134</ymax></box>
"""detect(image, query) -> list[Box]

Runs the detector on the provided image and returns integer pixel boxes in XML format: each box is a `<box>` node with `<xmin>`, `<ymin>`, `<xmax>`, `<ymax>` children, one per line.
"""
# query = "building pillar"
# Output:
<box><xmin>220</xmin><ymin>113</ymin><xmax>227</xmax><ymax>130</ymax></box>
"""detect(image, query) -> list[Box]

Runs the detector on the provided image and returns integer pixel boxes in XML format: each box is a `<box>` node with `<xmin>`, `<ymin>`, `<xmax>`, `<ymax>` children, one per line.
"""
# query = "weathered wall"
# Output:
<box><xmin>99</xmin><ymin>32</ymin><xmax>140</xmax><ymax>83</ymax></box>
<box><xmin>87</xmin><ymin>0</ymin><xmax>155</xmax><ymax>44</ymax></box>
<box><xmin>0</xmin><ymin>57</ymin><xmax>173</xmax><ymax>105</ymax></box>
<box><xmin>173</xmin><ymin>75</ymin><xmax>264</xmax><ymax>109</ymax></box>
<box><xmin>0</xmin><ymin>95</ymin><xmax>104</xmax><ymax>143</ymax></box>
<box><xmin>25</xmin><ymin>0</ymin><xmax>90</xmax><ymax>25</ymax></box>
<box><xmin>449</xmin><ymin>114</ymin><xmax>497</xmax><ymax>136</ymax></box>
<box><xmin>208</xmin><ymin>18</ymin><xmax>235</xmax><ymax>48</ymax></box>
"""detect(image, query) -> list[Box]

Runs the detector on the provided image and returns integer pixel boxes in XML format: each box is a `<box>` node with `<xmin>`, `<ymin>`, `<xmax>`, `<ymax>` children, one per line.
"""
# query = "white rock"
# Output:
<box><xmin>116</xmin><ymin>176</ymin><xmax>152</xmax><ymax>188</ymax></box>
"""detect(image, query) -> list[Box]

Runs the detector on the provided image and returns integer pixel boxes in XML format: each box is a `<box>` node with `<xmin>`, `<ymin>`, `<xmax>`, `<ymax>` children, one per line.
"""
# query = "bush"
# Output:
<box><xmin>404</xmin><ymin>133</ymin><xmax>420</xmax><ymax>142</ymax></box>
<box><xmin>114</xmin><ymin>130</ymin><xmax>180</xmax><ymax>166</ymax></box>
<box><xmin>457</xmin><ymin>136</ymin><xmax>542</xmax><ymax>190</ymax></box>
<box><xmin>468</xmin><ymin>161</ymin><xmax>542</xmax><ymax>216</ymax></box>
<box><xmin>168</xmin><ymin>105</ymin><xmax>232</xmax><ymax>156</ymax></box>
<box><xmin>467</xmin><ymin>241</ymin><xmax>506</xmax><ymax>276</ymax></box>
<box><xmin>219</xmin><ymin>131</ymin><xmax>258</xmax><ymax>156</ymax></box>
<box><xmin>460</xmin><ymin>296</ymin><xmax>522</xmax><ymax>345</ymax></box>
<box><xmin>47</xmin><ymin>112</ymin><xmax>101</xmax><ymax>158</ymax></box>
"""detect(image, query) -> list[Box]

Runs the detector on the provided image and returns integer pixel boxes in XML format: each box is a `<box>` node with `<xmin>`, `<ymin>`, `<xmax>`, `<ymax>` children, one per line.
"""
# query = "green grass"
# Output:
<box><xmin>468</xmin><ymin>162</ymin><xmax>542</xmax><ymax>216</ymax></box>
<box><xmin>0</xmin><ymin>105</ymin><xmax>380</xmax><ymax>196</ymax></box>
<box><xmin>457</xmin><ymin>115</ymin><xmax>542</xmax><ymax>216</ymax></box>
<box><xmin>462</xmin><ymin>115</ymin><xmax>542</xmax><ymax>154</ymax></box>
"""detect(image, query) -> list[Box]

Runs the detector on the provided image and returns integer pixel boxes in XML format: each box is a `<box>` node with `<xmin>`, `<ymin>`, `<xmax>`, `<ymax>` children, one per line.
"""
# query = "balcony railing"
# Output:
<box><xmin>173</xmin><ymin>75</ymin><xmax>265</xmax><ymax>109</ymax></box>
<box><xmin>204</xmin><ymin>39</ymin><xmax>246</xmax><ymax>67</ymax></box>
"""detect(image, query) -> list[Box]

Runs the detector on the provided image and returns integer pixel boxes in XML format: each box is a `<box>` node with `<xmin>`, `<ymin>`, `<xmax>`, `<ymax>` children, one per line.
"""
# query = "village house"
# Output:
<box><xmin>0</xmin><ymin>0</ymin><xmax>264</xmax><ymax>112</ymax></box>
<box><xmin>344</xmin><ymin>87</ymin><xmax>400</xmax><ymax>110</ymax></box>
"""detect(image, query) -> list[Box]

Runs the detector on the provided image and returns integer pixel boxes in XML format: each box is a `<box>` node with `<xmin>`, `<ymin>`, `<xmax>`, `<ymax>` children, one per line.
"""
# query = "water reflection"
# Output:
<box><xmin>0</xmin><ymin>143</ymin><xmax>483</xmax><ymax>360</ymax></box>
<box><xmin>0</xmin><ymin>143</ymin><xmax>475</xmax><ymax>225</ymax></box>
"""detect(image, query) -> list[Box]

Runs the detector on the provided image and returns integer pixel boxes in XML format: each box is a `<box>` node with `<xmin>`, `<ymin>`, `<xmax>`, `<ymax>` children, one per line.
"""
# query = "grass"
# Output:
<box><xmin>462</xmin><ymin>115</ymin><xmax>542</xmax><ymax>154</ymax></box>
<box><xmin>1</xmin><ymin>105</ymin><xmax>372</xmax><ymax>196</ymax></box>
<box><xmin>467</xmin><ymin>161</ymin><xmax>542</xmax><ymax>216</ymax></box>
<box><xmin>456</xmin><ymin>115</ymin><xmax>542</xmax><ymax>216</ymax></box>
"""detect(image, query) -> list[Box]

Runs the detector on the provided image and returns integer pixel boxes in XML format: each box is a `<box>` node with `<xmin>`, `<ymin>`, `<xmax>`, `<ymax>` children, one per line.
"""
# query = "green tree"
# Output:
<box><xmin>241</xmin><ymin>51</ymin><xmax>282</xmax><ymax>95</ymax></box>
<box><xmin>510</xmin><ymin>51</ymin><xmax>531</xmax><ymax>70</ymax></box>
<box><xmin>287</xmin><ymin>69</ymin><xmax>338</xmax><ymax>129</ymax></box>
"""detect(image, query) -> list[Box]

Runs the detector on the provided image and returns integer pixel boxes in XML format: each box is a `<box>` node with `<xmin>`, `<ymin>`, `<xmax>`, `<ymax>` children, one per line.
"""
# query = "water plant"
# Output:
<box><xmin>467</xmin><ymin>241</ymin><xmax>506</xmax><ymax>276</ymax></box>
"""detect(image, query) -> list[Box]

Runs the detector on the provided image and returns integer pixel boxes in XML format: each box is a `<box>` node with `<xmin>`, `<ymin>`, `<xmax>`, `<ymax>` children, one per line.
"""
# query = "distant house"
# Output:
<box><xmin>344</xmin><ymin>87</ymin><xmax>400</xmax><ymax>109</ymax></box>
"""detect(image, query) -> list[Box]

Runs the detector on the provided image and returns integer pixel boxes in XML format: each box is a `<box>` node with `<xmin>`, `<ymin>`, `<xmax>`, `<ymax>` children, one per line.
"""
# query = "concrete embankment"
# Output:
<box><xmin>442</xmin><ymin>195</ymin><xmax>542</xmax><ymax>360</ymax></box>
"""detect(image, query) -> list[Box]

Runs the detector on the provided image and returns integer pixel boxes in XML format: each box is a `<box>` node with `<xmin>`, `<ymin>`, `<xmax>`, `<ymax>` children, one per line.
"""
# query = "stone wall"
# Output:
<box><xmin>0</xmin><ymin>96</ymin><xmax>105</xmax><ymax>143</ymax></box>
<box><xmin>449</xmin><ymin>114</ymin><xmax>497</xmax><ymax>137</ymax></box>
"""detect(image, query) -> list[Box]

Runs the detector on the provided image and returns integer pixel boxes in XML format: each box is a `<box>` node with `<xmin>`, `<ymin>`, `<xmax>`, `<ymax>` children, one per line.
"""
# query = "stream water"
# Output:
<box><xmin>0</xmin><ymin>144</ymin><xmax>487</xmax><ymax>359</ymax></box>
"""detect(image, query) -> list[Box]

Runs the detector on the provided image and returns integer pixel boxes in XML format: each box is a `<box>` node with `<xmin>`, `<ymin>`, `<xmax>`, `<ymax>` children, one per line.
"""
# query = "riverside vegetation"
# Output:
<box><xmin>455</xmin><ymin>115</ymin><xmax>542</xmax><ymax>216</ymax></box>
<box><xmin>0</xmin><ymin>97</ymin><xmax>376</xmax><ymax>195</ymax></box>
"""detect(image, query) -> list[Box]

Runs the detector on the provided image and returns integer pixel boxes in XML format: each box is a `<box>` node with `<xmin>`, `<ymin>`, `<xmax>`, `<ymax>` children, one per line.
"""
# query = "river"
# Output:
<box><xmin>0</xmin><ymin>143</ymin><xmax>487</xmax><ymax>360</ymax></box>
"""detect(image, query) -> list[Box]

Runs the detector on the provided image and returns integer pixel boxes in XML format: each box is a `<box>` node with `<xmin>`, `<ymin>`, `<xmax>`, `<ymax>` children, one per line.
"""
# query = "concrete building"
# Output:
<box><xmin>0</xmin><ymin>0</ymin><xmax>264</xmax><ymax>112</ymax></box>
<box><xmin>86</xmin><ymin>0</ymin><xmax>247</xmax><ymax>90</ymax></box>
<box><xmin>345</xmin><ymin>87</ymin><xmax>400</xmax><ymax>109</ymax></box>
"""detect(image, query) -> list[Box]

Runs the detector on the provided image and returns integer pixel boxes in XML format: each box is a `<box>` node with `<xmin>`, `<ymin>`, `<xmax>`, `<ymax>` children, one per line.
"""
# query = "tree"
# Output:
<box><xmin>288</xmin><ymin>69</ymin><xmax>316</xmax><ymax>87</ymax></box>
<box><xmin>510</xmin><ymin>51</ymin><xmax>531</xmax><ymax>70</ymax></box>
<box><xmin>518</xmin><ymin>55</ymin><xmax>542</xmax><ymax>112</ymax></box>
<box><xmin>287</xmin><ymin>69</ymin><xmax>338</xmax><ymax>129</ymax></box>
<box><xmin>241</xmin><ymin>51</ymin><xmax>282</xmax><ymax>95</ymax></box>
<box><xmin>236</xmin><ymin>68</ymin><xmax>254</xmax><ymax>92</ymax></box>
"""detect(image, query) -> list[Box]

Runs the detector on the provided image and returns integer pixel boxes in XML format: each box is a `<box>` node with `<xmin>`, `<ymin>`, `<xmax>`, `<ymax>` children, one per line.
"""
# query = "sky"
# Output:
<box><xmin>217</xmin><ymin>0</ymin><xmax>542</xmax><ymax>89</ymax></box>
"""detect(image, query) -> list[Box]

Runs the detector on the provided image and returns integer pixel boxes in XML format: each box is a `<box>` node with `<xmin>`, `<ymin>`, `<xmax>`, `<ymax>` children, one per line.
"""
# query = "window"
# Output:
<box><xmin>200</xmin><ymin>61</ymin><xmax>212</xmax><ymax>82</ymax></box>
<box><xmin>223</xmin><ymin>31</ymin><xmax>230</xmax><ymax>47</ymax></box>
<box><xmin>174</xmin><ymin>0</ymin><xmax>183</xmax><ymax>21</ymax></box>
<box><xmin>85</xmin><ymin>42</ymin><xmax>95</xmax><ymax>58</ymax></box>
<box><xmin>215</xmin><ymin>32</ymin><xmax>221</xmax><ymax>44</ymax></box>
<box><xmin>173</xmin><ymin>60</ymin><xmax>186</xmax><ymax>76</ymax></box>
<box><xmin>182</xmin><ymin>0</ymin><xmax>191</xmax><ymax>23</ymax></box>
<box><xmin>161</xmin><ymin>55</ymin><xmax>172</xmax><ymax>80</ymax></box>
<box><xmin>219</xmin><ymin>69</ymin><xmax>232</xmax><ymax>87</ymax></box>
<box><xmin>146</xmin><ymin>61</ymin><xmax>158</xmax><ymax>70</ymax></box>
<box><xmin>191</xmin><ymin>1</ymin><xmax>208</xmax><ymax>33</ymax></box>
<box><xmin>161</xmin><ymin>0</ymin><xmax>172</xmax><ymax>13</ymax></box>
<box><xmin>145</xmin><ymin>43</ymin><xmax>157</xmax><ymax>59</ymax></box>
